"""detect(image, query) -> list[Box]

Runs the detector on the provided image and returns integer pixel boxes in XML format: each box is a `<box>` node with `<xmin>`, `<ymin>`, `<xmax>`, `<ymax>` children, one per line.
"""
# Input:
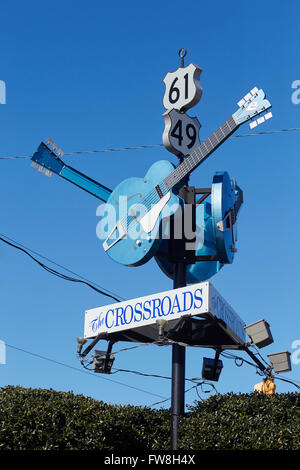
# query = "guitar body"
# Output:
<box><xmin>99</xmin><ymin>160</ymin><xmax>181</xmax><ymax>266</ymax></box>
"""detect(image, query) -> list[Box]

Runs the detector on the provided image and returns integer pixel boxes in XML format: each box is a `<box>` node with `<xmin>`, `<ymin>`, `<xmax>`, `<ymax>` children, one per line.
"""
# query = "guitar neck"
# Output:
<box><xmin>163</xmin><ymin>115</ymin><xmax>238</xmax><ymax>191</ymax></box>
<box><xmin>32</xmin><ymin>142</ymin><xmax>112</xmax><ymax>203</ymax></box>
<box><xmin>60</xmin><ymin>165</ymin><xmax>112</xmax><ymax>202</ymax></box>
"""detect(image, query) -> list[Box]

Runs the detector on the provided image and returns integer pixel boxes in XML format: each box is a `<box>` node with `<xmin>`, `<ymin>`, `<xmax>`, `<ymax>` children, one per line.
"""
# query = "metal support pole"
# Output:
<box><xmin>171</xmin><ymin>262</ymin><xmax>186</xmax><ymax>450</ymax></box>
<box><xmin>170</xmin><ymin>168</ymin><xmax>191</xmax><ymax>450</ymax></box>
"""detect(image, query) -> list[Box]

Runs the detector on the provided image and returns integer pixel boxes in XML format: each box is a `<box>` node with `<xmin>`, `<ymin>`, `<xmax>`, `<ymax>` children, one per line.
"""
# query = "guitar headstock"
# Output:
<box><xmin>233</xmin><ymin>87</ymin><xmax>272</xmax><ymax>128</ymax></box>
<box><xmin>31</xmin><ymin>138</ymin><xmax>65</xmax><ymax>177</ymax></box>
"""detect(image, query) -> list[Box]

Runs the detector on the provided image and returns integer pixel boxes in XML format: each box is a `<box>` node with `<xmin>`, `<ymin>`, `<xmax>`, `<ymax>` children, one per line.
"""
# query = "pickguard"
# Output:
<box><xmin>139</xmin><ymin>192</ymin><xmax>171</xmax><ymax>233</ymax></box>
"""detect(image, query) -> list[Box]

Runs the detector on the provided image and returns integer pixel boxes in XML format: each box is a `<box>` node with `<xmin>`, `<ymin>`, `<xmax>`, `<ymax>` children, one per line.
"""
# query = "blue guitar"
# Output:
<box><xmin>100</xmin><ymin>87</ymin><xmax>272</xmax><ymax>266</ymax></box>
<box><xmin>31</xmin><ymin>142</ymin><xmax>242</xmax><ymax>283</ymax></box>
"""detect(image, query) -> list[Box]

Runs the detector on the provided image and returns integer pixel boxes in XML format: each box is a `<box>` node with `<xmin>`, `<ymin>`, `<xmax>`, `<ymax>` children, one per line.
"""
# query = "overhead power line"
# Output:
<box><xmin>0</xmin><ymin>144</ymin><xmax>165</xmax><ymax>160</ymax></box>
<box><xmin>221</xmin><ymin>350</ymin><xmax>300</xmax><ymax>391</ymax></box>
<box><xmin>0</xmin><ymin>127</ymin><xmax>300</xmax><ymax>160</ymax></box>
<box><xmin>150</xmin><ymin>381</ymin><xmax>218</xmax><ymax>408</ymax></box>
<box><xmin>5</xmin><ymin>343</ymin><xmax>167</xmax><ymax>400</ymax></box>
<box><xmin>0</xmin><ymin>233</ymin><xmax>123</xmax><ymax>302</ymax></box>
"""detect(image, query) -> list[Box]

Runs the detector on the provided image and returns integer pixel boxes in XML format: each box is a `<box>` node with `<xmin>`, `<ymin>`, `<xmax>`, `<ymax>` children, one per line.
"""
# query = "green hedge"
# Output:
<box><xmin>0</xmin><ymin>386</ymin><xmax>299</xmax><ymax>450</ymax></box>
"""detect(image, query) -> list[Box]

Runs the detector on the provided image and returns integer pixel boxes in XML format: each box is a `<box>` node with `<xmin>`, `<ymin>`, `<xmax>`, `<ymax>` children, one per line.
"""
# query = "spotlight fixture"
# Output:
<box><xmin>93</xmin><ymin>349</ymin><xmax>115</xmax><ymax>374</ymax></box>
<box><xmin>267</xmin><ymin>351</ymin><xmax>292</xmax><ymax>373</ymax></box>
<box><xmin>244</xmin><ymin>319</ymin><xmax>273</xmax><ymax>349</ymax></box>
<box><xmin>202</xmin><ymin>354</ymin><xmax>223</xmax><ymax>382</ymax></box>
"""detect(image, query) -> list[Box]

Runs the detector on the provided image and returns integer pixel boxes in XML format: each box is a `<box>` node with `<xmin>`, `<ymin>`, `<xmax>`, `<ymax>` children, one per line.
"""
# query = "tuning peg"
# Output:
<box><xmin>257</xmin><ymin>116</ymin><xmax>265</xmax><ymax>125</ymax></box>
<box><xmin>265</xmin><ymin>111</ymin><xmax>272</xmax><ymax>120</ymax></box>
<box><xmin>249</xmin><ymin>120</ymin><xmax>258</xmax><ymax>129</ymax></box>
<box><xmin>31</xmin><ymin>161</ymin><xmax>38</xmax><ymax>169</ymax></box>
<box><xmin>249</xmin><ymin>111</ymin><xmax>272</xmax><ymax>129</ymax></box>
<box><xmin>237</xmin><ymin>98</ymin><xmax>245</xmax><ymax>108</ymax></box>
<box><xmin>243</xmin><ymin>92</ymin><xmax>252</xmax><ymax>102</ymax></box>
<box><xmin>44</xmin><ymin>169</ymin><xmax>52</xmax><ymax>177</ymax></box>
<box><xmin>249</xmin><ymin>117</ymin><xmax>264</xmax><ymax>128</ymax></box>
<box><xmin>250</xmin><ymin>87</ymin><xmax>259</xmax><ymax>96</ymax></box>
<box><xmin>38</xmin><ymin>165</ymin><xmax>45</xmax><ymax>174</ymax></box>
<box><xmin>45</xmin><ymin>138</ymin><xmax>64</xmax><ymax>157</ymax></box>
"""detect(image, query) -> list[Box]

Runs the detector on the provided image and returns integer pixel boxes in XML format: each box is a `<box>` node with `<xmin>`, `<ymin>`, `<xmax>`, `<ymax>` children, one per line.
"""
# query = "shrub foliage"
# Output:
<box><xmin>0</xmin><ymin>386</ymin><xmax>299</xmax><ymax>450</ymax></box>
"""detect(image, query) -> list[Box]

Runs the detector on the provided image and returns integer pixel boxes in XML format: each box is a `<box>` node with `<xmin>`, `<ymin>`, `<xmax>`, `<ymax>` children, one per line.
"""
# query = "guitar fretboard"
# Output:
<box><xmin>163</xmin><ymin>115</ymin><xmax>237</xmax><ymax>191</ymax></box>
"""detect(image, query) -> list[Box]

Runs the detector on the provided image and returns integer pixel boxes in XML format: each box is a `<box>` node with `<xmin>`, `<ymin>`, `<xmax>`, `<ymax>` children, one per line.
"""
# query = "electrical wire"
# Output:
<box><xmin>111</xmin><ymin>367</ymin><xmax>219</xmax><ymax>387</ymax></box>
<box><xmin>220</xmin><ymin>350</ymin><xmax>266</xmax><ymax>372</ymax></box>
<box><xmin>272</xmin><ymin>374</ymin><xmax>300</xmax><ymax>391</ymax></box>
<box><xmin>112</xmin><ymin>343</ymin><xmax>152</xmax><ymax>354</ymax></box>
<box><xmin>230</xmin><ymin>127</ymin><xmax>300</xmax><ymax>138</ymax></box>
<box><xmin>5</xmin><ymin>343</ymin><xmax>167</xmax><ymax>400</ymax></box>
<box><xmin>250</xmin><ymin>344</ymin><xmax>273</xmax><ymax>368</ymax></box>
<box><xmin>0</xmin><ymin>144</ymin><xmax>165</xmax><ymax>160</ymax></box>
<box><xmin>221</xmin><ymin>350</ymin><xmax>300</xmax><ymax>390</ymax></box>
<box><xmin>150</xmin><ymin>381</ymin><xmax>218</xmax><ymax>408</ymax></box>
<box><xmin>0</xmin><ymin>234</ymin><xmax>123</xmax><ymax>302</ymax></box>
<box><xmin>1</xmin><ymin>127</ymin><xmax>300</xmax><ymax>160</ymax></box>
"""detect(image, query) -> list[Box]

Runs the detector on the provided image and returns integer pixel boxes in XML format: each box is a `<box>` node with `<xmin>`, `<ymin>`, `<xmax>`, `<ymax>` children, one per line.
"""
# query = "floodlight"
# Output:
<box><xmin>202</xmin><ymin>357</ymin><xmax>223</xmax><ymax>382</ymax></box>
<box><xmin>244</xmin><ymin>319</ymin><xmax>273</xmax><ymax>349</ymax></box>
<box><xmin>93</xmin><ymin>349</ymin><xmax>115</xmax><ymax>374</ymax></box>
<box><xmin>267</xmin><ymin>351</ymin><xmax>292</xmax><ymax>373</ymax></box>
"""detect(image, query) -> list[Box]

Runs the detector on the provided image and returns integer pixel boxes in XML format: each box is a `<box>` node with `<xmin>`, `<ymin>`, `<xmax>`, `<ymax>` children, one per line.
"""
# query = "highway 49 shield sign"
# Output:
<box><xmin>162</xmin><ymin>108</ymin><xmax>201</xmax><ymax>157</ymax></box>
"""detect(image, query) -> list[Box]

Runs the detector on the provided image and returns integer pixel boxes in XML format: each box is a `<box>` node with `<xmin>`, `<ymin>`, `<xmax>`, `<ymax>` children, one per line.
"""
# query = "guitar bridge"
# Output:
<box><xmin>155</xmin><ymin>185</ymin><xmax>164</xmax><ymax>199</ymax></box>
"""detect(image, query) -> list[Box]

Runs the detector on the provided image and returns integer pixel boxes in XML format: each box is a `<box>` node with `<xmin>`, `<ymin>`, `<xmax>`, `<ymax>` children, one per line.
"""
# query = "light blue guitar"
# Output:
<box><xmin>100</xmin><ymin>87</ymin><xmax>272</xmax><ymax>266</ymax></box>
<box><xmin>31</xmin><ymin>142</ymin><xmax>241</xmax><ymax>283</ymax></box>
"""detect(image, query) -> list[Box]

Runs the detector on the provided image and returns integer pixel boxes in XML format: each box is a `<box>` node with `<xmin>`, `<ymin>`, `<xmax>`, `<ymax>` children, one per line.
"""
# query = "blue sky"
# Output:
<box><xmin>0</xmin><ymin>0</ymin><xmax>299</xmax><ymax>408</ymax></box>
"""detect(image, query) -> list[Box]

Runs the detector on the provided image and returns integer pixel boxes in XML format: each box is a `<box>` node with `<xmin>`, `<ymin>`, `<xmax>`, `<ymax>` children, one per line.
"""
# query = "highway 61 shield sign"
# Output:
<box><xmin>163</xmin><ymin>63</ymin><xmax>202</xmax><ymax>112</ymax></box>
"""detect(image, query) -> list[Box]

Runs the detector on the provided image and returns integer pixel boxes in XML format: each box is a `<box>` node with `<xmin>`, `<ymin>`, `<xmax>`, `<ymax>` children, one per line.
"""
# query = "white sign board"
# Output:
<box><xmin>84</xmin><ymin>282</ymin><xmax>246</xmax><ymax>344</ymax></box>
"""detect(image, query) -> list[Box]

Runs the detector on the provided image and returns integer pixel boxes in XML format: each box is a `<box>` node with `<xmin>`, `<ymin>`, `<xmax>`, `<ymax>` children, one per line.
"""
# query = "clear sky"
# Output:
<box><xmin>0</xmin><ymin>0</ymin><xmax>299</xmax><ymax>408</ymax></box>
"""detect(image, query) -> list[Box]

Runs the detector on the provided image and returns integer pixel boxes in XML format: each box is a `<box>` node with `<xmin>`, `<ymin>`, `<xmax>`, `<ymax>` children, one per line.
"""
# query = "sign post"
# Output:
<box><xmin>171</xmin><ymin>261</ymin><xmax>187</xmax><ymax>450</ymax></box>
<box><xmin>163</xmin><ymin>49</ymin><xmax>201</xmax><ymax>450</ymax></box>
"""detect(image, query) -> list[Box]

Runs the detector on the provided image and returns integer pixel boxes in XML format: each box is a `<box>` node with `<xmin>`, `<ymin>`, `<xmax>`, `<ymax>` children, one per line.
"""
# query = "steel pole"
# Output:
<box><xmin>170</xmin><ymin>165</ymin><xmax>192</xmax><ymax>450</ymax></box>
<box><xmin>171</xmin><ymin>261</ymin><xmax>186</xmax><ymax>450</ymax></box>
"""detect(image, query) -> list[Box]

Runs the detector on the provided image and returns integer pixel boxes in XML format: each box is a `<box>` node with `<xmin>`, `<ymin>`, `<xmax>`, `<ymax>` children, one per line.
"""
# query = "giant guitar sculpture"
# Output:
<box><xmin>31</xmin><ymin>141</ymin><xmax>242</xmax><ymax>283</ymax></box>
<box><xmin>99</xmin><ymin>88</ymin><xmax>272</xmax><ymax>266</ymax></box>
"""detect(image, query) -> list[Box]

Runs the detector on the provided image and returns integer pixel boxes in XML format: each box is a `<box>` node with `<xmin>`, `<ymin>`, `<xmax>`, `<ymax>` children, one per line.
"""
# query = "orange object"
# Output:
<box><xmin>263</xmin><ymin>377</ymin><xmax>276</xmax><ymax>395</ymax></box>
<box><xmin>254</xmin><ymin>376</ymin><xmax>276</xmax><ymax>395</ymax></box>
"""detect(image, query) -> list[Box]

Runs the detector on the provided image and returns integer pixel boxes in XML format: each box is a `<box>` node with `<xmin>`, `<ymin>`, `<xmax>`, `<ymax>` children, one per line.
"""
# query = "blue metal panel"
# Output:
<box><xmin>155</xmin><ymin>200</ymin><xmax>223</xmax><ymax>284</ymax></box>
<box><xmin>211</xmin><ymin>172</ymin><xmax>236</xmax><ymax>264</ymax></box>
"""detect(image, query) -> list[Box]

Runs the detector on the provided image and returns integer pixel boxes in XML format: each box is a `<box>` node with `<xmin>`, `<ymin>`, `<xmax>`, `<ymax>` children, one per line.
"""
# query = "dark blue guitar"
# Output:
<box><xmin>100</xmin><ymin>87</ymin><xmax>272</xmax><ymax>266</ymax></box>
